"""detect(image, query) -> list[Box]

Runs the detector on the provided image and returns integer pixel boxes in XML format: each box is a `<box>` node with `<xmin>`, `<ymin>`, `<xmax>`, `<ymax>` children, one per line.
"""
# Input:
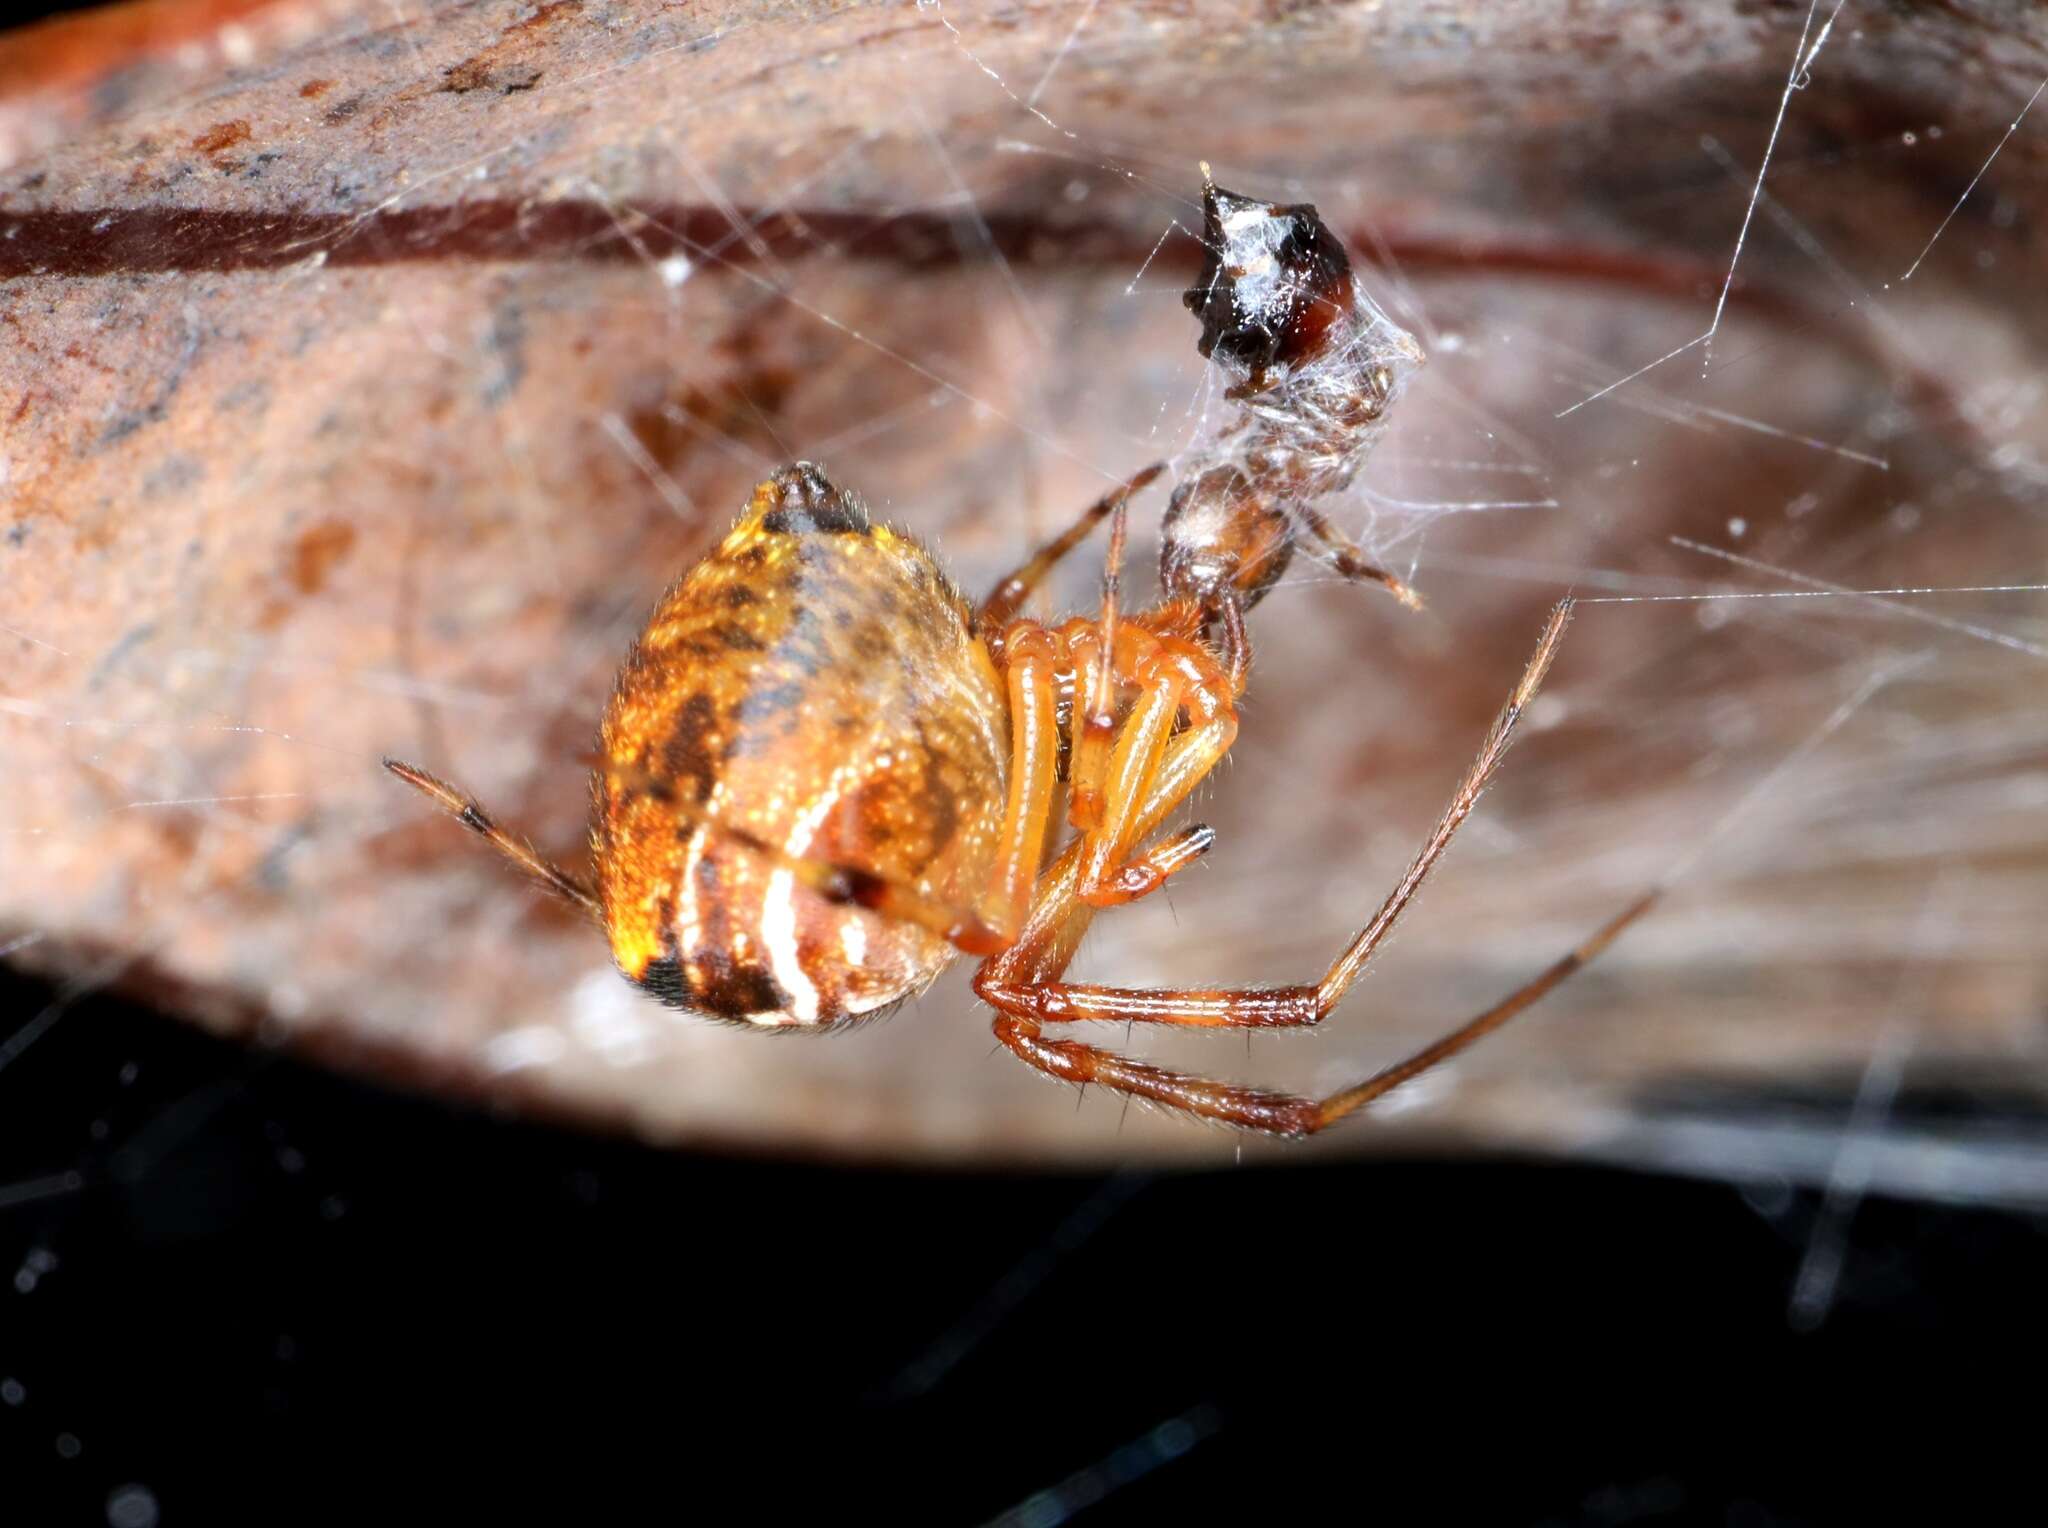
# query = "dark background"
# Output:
<box><xmin>1</xmin><ymin>965</ymin><xmax>2035</xmax><ymax>1525</ymax></box>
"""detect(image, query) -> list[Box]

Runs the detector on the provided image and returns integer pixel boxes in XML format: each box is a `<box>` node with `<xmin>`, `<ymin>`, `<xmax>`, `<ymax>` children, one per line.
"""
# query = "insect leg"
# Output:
<box><xmin>1294</xmin><ymin>503</ymin><xmax>1423</xmax><ymax>612</ymax></box>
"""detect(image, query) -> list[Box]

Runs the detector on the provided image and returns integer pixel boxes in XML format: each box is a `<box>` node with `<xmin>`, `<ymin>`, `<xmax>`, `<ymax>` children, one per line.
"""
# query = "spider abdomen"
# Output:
<box><xmin>593</xmin><ymin>465</ymin><xmax>1011</xmax><ymax>1028</ymax></box>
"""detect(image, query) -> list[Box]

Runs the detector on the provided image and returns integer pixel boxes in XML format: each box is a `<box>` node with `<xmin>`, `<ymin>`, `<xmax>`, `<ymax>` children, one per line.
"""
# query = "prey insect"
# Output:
<box><xmin>386</xmin><ymin>177</ymin><xmax>1656</xmax><ymax>1135</ymax></box>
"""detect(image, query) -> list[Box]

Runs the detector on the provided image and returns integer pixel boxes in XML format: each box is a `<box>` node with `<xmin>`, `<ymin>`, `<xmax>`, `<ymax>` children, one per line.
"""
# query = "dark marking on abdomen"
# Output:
<box><xmin>688</xmin><ymin>947</ymin><xmax>790</xmax><ymax>1018</ymax></box>
<box><xmin>662</xmin><ymin>692</ymin><xmax>721</xmax><ymax>803</ymax></box>
<box><xmin>713</xmin><ymin>621</ymin><xmax>767</xmax><ymax>651</ymax></box>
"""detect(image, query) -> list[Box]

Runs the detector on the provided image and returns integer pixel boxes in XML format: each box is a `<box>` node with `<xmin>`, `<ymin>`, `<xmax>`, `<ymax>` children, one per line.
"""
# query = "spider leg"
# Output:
<box><xmin>383</xmin><ymin>758</ymin><xmax>601</xmax><ymax>919</ymax></box>
<box><xmin>973</xmin><ymin>624</ymin><xmax>1064</xmax><ymax>953</ymax></box>
<box><xmin>1074</xmin><ymin>661</ymin><xmax>1181</xmax><ymax>896</ymax></box>
<box><xmin>1065</xmin><ymin>485</ymin><xmax>1131</xmax><ymax>833</ymax></box>
<box><xmin>1216</xmin><ymin>593</ymin><xmax>1251</xmax><ymax>694</ymax></box>
<box><xmin>981</xmin><ymin>892</ymin><xmax>1656</xmax><ymax>1136</ymax></box>
<box><xmin>1089</xmin><ymin>821</ymin><xmax>1217</xmax><ymax>905</ymax></box>
<box><xmin>1074</xmin><ymin>627</ymin><xmax>1236</xmax><ymax>908</ymax></box>
<box><xmin>982</xmin><ymin>617</ymin><xmax>1227</xmax><ymax>940</ymax></box>
<box><xmin>975</xmin><ymin>600</ymin><xmax>1646</xmax><ymax>1136</ymax></box>
<box><xmin>982</xmin><ymin>704</ymin><xmax>1240</xmax><ymax>990</ymax></box>
<box><xmin>1318</xmin><ymin>597</ymin><xmax>1572</xmax><ymax>999</ymax></box>
<box><xmin>976</xmin><ymin>463</ymin><xmax>1164</xmax><ymax>632</ymax></box>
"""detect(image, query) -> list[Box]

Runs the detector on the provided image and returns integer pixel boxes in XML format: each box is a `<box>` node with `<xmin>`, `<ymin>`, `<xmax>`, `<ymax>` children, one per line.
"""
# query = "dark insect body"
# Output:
<box><xmin>386</xmin><ymin>178</ymin><xmax>1655</xmax><ymax>1135</ymax></box>
<box><xmin>1163</xmin><ymin>169</ymin><xmax>1433</xmax><ymax>617</ymax></box>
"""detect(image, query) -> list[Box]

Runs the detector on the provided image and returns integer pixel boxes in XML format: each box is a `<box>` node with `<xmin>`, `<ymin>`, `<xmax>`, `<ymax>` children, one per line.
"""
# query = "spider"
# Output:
<box><xmin>385</xmin><ymin>179</ymin><xmax>1657</xmax><ymax>1135</ymax></box>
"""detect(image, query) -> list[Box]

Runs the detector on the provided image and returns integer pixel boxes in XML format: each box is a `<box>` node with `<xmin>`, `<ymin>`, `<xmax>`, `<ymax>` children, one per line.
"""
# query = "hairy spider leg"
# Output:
<box><xmin>382</xmin><ymin>758</ymin><xmax>601</xmax><ymax>919</ymax></box>
<box><xmin>978</xmin><ymin>689</ymin><xmax>1241</xmax><ymax>992</ymax></box>
<box><xmin>974</xmin><ymin>599</ymin><xmax>1660</xmax><ymax>1136</ymax></box>
<box><xmin>971</xmin><ymin>462</ymin><xmax>1168</xmax><ymax>949</ymax></box>
<box><xmin>974</xmin><ymin>625</ymin><xmax>1064</xmax><ymax>953</ymax></box>
<box><xmin>1216</xmin><ymin>593</ymin><xmax>1252</xmax><ymax>692</ymax></box>
<box><xmin>1065</xmin><ymin>619</ymin><xmax>1237</xmax><ymax>909</ymax></box>
<box><xmin>1064</xmin><ymin>484</ymin><xmax>1130</xmax><ymax>835</ymax></box>
<box><xmin>981</xmin><ymin>611</ymin><xmax>1234</xmax><ymax>933</ymax></box>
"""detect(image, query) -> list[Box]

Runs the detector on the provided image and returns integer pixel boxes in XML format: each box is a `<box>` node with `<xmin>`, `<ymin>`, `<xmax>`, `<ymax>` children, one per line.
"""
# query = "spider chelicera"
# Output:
<box><xmin>386</xmin><ymin>178</ymin><xmax>1655</xmax><ymax>1135</ymax></box>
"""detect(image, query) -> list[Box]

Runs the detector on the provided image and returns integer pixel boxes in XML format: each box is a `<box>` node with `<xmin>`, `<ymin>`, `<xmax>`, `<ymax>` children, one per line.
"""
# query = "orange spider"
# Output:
<box><xmin>386</xmin><ymin>179</ymin><xmax>1654</xmax><ymax>1134</ymax></box>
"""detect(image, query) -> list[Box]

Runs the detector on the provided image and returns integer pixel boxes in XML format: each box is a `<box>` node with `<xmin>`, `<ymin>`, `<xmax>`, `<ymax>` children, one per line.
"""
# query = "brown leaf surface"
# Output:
<box><xmin>4</xmin><ymin>0</ymin><xmax>2045</xmax><ymax>1173</ymax></box>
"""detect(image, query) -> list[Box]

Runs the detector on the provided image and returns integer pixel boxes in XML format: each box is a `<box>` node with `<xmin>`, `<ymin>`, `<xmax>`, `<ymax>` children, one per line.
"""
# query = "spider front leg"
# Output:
<box><xmin>976</xmin><ymin>463</ymin><xmax>1164</xmax><ymax>632</ymax></box>
<box><xmin>972</xmin><ymin>624</ymin><xmax>1065</xmax><ymax>952</ymax></box>
<box><xmin>975</xmin><ymin>599</ymin><xmax>1660</xmax><ymax>1137</ymax></box>
<box><xmin>977</xmin><ymin>620</ymin><xmax>1226</xmax><ymax>944</ymax></box>
<box><xmin>1064</xmin><ymin>471</ymin><xmax>1136</xmax><ymax>835</ymax></box>
<box><xmin>1067</xmin><ymin>623</ymin><xmax>1238</xmax><ymax>909</ymax></box>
